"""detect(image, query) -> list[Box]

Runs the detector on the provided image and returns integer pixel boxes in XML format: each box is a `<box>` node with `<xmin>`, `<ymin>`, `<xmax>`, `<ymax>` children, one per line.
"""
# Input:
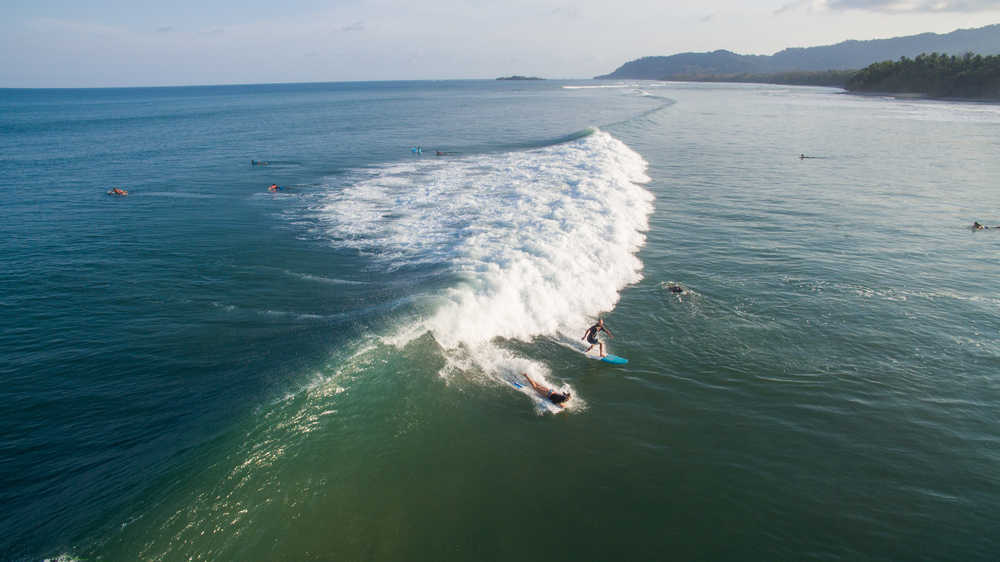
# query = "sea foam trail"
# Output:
<box><xmin>319</xmin><ymin>130</ymin><xmax>653</xmax><ymax>408</ymax></box>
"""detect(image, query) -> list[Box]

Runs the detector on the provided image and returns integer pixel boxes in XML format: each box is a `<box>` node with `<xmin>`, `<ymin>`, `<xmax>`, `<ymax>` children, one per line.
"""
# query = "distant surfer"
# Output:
<box><xmin>582</xmin><ymin>318</ymin><xmax>613</xmax><ymax>358</ymax></box>
<box><xmin>252</xmin><ymin>160</ymin><xmax>269</xmax><ymax>166</ymax></box>
<box><xmin>268</xmin><ymin>184</ymin><xmax>280</xmax><ymax>192</ymax></box>
<box><xmin>973</xmin><ymin>221</ymin><xmax>988</xmax><ymax>230</ymax></box>
<box><xmin>107</xmin><ymin>187</ymin><xmax>128</xmax><ymax>196</ymax></box>
<box><xmin>666</xmin><ymin>284</ymin><xmax>684</xmax><ymax>294</ymax></box>
<box><xmin>522</xmin><ymin>373</ymin><xmax>571</xmax><ymax>407</ymax></box>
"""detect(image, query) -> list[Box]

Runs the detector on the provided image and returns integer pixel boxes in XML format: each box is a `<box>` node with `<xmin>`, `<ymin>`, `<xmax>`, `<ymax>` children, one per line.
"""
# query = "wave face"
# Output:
<box><xmin>315</xmin><ymin>130</ymin><xmax>653</xmax><ymax>394</ymax></box>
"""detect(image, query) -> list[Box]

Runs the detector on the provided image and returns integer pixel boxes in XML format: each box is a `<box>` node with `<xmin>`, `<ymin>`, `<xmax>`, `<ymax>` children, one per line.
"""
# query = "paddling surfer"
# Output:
<box><xmin>522</xmin><ymin>373</ymin><xmax>571</xmax><ymax>407</ymax></box>
<box><xmin>582</xmin><ymin>318</ymin><xmax>613</xmax><ymax>358</ymax></box>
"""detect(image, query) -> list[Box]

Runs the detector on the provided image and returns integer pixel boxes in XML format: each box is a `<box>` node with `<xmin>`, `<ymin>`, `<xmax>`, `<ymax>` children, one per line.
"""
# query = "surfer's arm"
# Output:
<box><xmin>604</xmin><ymin>327</ymin><xmax>614</xmax><ymax>338</ymax></box>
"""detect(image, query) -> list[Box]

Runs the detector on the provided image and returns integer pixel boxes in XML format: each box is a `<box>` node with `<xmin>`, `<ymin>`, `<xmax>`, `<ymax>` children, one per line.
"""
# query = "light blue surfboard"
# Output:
<box><xmin>584</xmin><ymin>351</ymin><xmax>628</xmax><ymax>364</ymax></box>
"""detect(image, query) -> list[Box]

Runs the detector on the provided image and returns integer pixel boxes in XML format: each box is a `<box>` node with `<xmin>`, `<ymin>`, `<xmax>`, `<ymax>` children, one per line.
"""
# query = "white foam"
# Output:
<box><xmin>280</xmin><ymin>269</ymin><xmax>367</xmax><ymax>285</ymax></box>
<box><xmin>316</xmin><ymin>130</ymin><xmax>652</xmax><ymax>408</ymax></box>
<box><xmin>562</xmin><ymin>83</ymin><xmax>660</xmax><ymax>90</ymax></box>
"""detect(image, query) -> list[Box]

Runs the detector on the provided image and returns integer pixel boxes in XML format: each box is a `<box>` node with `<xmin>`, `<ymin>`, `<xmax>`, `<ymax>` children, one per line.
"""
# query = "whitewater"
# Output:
<box><xmin>313</xmin><ymin>129</ymin><xmax>652</xmax><ymax>410</ymax></box>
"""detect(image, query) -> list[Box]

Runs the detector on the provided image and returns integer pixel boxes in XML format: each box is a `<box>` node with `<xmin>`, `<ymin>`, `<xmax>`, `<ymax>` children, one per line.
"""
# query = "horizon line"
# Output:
<box><xmin>0</xmin><ymin>76</ymin><xmax>596</xmax><ymax>91</ymax></box>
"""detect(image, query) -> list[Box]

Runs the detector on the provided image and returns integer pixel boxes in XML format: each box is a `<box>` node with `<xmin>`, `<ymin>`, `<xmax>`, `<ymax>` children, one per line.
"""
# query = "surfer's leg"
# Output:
<box><xmin>599</xmin><ymin>342</ymin><xmax>606</xmax><ymax>357</ymax></box>
<box><xmin>522</xmin><ymin>373</ymin><xmax>546</xmax><ymax>395</ymax></box>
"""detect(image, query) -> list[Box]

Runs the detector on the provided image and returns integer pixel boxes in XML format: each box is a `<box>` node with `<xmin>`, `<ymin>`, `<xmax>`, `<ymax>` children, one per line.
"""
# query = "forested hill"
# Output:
<box><xmin>597</xmin><ymin>24</ymin><xmax>1000</xmax><ymax>80</ymax></box>
<box><xmin>846</xmin><ymin>53</ymin><xmax>1000</xmax><ymax>98</ymax></box>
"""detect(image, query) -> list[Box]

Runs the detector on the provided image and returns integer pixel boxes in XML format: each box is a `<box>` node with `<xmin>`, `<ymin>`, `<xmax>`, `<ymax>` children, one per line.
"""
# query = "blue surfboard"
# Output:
<box><xmin>584</xmin><ymin>351</ymin><xmax>628</xmax><ymax>364</ymax></box>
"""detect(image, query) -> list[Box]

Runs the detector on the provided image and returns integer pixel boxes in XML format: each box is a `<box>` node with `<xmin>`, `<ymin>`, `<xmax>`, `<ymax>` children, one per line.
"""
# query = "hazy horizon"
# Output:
<box><xmin>4</xmin><ymin>1</ymin><xmax>1000</xmax><ymax>88</ymax></box>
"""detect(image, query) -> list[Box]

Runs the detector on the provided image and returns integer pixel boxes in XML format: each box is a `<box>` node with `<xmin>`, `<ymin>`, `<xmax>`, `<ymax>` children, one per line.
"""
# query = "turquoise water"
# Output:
<box><xmin>2</xmin><ymin>81</ymin><xmax>998</xmax><ymax>561</ymax></box>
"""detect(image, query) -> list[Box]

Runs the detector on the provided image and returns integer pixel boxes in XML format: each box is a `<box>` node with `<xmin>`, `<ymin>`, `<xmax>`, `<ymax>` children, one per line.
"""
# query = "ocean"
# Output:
<box><xmin>1</xmin><ymin>80</ymin><xmax>998</xmax><ymax>561</ymax></box>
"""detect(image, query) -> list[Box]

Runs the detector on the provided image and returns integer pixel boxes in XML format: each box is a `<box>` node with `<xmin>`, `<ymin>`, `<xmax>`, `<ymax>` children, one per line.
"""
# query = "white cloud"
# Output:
<box><xmin>779</xmin><ymin>0</ymin><xmax>1000</xmax><ymax>12</ymax></box>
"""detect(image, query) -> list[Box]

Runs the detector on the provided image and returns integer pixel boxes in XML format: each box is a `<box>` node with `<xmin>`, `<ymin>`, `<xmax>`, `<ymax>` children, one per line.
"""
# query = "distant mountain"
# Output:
<box><xmin>596</xmin><ymin>24</ymin><xmax>1000</xmax><ymax>80</ymax></box>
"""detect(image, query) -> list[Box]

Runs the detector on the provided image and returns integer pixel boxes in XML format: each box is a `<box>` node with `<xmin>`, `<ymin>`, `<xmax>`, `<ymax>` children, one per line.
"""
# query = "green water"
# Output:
<box><xmin>4</xmin><ymin>82</ymin><xmax>998</xmax><ymax>561</ymax></box>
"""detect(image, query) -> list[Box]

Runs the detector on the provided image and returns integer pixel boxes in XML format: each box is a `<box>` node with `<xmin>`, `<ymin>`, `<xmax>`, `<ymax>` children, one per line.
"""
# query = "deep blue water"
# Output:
<box><xmin>2</xmin><ymin>80</ymin><xmax>999</xmax><ymax>561</ymax></box>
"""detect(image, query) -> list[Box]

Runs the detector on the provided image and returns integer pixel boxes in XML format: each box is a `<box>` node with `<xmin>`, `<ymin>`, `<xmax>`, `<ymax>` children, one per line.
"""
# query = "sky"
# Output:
<box><xmin>3</xmin><ymin>0</ymin><xmax>1000</xmax><ymax>87</ymax></box>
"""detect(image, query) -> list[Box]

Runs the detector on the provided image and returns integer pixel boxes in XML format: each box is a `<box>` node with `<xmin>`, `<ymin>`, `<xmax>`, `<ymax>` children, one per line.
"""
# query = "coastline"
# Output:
<box><xmin>841</xmin><ymin>89</ymin><xmax>1000</xmax><ymax>104</ymax></box>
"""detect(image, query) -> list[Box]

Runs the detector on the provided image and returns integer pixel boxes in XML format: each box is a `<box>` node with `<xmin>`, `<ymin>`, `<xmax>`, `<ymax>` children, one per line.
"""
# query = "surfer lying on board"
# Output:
<box><xmin>522</xmin><ymin>373</ymin><xmax>571</xmax><ymax>407</ymax></box>
<box><xmin>582</xmin><ymin>318</ymin><xmax>613</xmax><ymax>358</ymax></box>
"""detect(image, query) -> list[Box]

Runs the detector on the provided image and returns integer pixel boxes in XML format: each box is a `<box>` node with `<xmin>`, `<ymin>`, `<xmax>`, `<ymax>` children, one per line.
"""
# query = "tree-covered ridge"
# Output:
<box><xmin>664</xmin><ymin>69</ymin><xmax>856</xmax><ymax>88</ymax></box>
<box><xmin>846</xmin><ymin>52</ymin><xmax>1000</xmax><ymax>99</ymax></box>
<box><xmin>596</xmin><ymin>24</ymin><xmax>1000</xmax><ymax>80</ymax></box>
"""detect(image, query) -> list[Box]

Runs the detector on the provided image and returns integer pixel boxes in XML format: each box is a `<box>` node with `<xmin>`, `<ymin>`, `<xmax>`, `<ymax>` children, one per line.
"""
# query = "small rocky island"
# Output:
<box><xmin>496</xmin><ymin>75</ymin><xmax>544</xmax><ymax>81</ymax></box>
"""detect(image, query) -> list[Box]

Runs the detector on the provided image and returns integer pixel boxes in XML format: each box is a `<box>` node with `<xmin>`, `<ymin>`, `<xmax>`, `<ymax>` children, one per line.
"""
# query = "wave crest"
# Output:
<box><xmin>322</xmin><ymin>130</ymin><xmax>651</xmax><ymax>345</ymax></box>
<box><xmin>317</xmin><ymin>130</ymin><xmax>652</xmax><ymax>407</ymax></box>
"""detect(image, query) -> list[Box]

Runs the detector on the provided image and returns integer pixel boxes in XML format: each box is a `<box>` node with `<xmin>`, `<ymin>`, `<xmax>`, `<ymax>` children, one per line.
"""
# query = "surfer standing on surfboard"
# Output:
<box><xmin>582</xmin><ymin>318</ymin><xmax>613</xmax><ymax>358</ymax></box>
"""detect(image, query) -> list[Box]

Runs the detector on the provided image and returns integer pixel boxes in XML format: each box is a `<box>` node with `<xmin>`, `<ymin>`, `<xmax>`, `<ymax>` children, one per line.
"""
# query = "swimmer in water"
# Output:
<box><xmin>522</xmin><ymin>373</ymin><xmax>571</xmax><ymax>407</ymax></box>
<box><xmin>973</xmin><ymin>221</ymin><xmax>988</xmax><ymax>230</ymax></box>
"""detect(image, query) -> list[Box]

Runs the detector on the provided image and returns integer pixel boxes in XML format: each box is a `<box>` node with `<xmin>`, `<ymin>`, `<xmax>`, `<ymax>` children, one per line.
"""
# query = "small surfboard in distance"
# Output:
<box><xmin>584</xmin><ymin>351</ymin><xmax>628</xmax><ymax>364</ymax></box>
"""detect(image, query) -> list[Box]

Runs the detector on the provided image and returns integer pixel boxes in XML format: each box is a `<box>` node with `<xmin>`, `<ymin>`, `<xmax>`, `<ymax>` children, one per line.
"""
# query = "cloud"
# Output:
<box><xmin>155</xmin><ymin>26</ymin><xmax>173</xmax><ymax>33</ymax></box>
<box><xmin>832</xmin><ymin>0</ymin><xmax>1000</xmax><ymax>10</ymax></box>
<box><xmin>774</xmin><ymin>0</ymin><xmax>814</xmax><ymax>14</ymax></box>
<box><xmin>549</xmin><ymin>5</ymin><xmax>583</xmax><ymax>19</ymax></box>
<box><xmin>778</xmin><ymin>0</ymin><xmax>1000</xmax><ymax>12</ymax></box>
<box><xmin>340</xmin><ymin>20</ymin><xmax>365</xmax><ymax>32</ymax></box>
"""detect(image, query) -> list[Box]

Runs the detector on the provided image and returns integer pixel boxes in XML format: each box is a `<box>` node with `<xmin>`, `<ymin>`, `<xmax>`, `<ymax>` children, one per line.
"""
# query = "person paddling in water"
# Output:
<box><xmin>582</xmin><ymin>318</ymin><xmax>613</xmax><ymax>357</ymax></box>
<box><xmin>522</xmin><ymin>373</ymin><xmax>571</xmax><ymax>407</ymax></box>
